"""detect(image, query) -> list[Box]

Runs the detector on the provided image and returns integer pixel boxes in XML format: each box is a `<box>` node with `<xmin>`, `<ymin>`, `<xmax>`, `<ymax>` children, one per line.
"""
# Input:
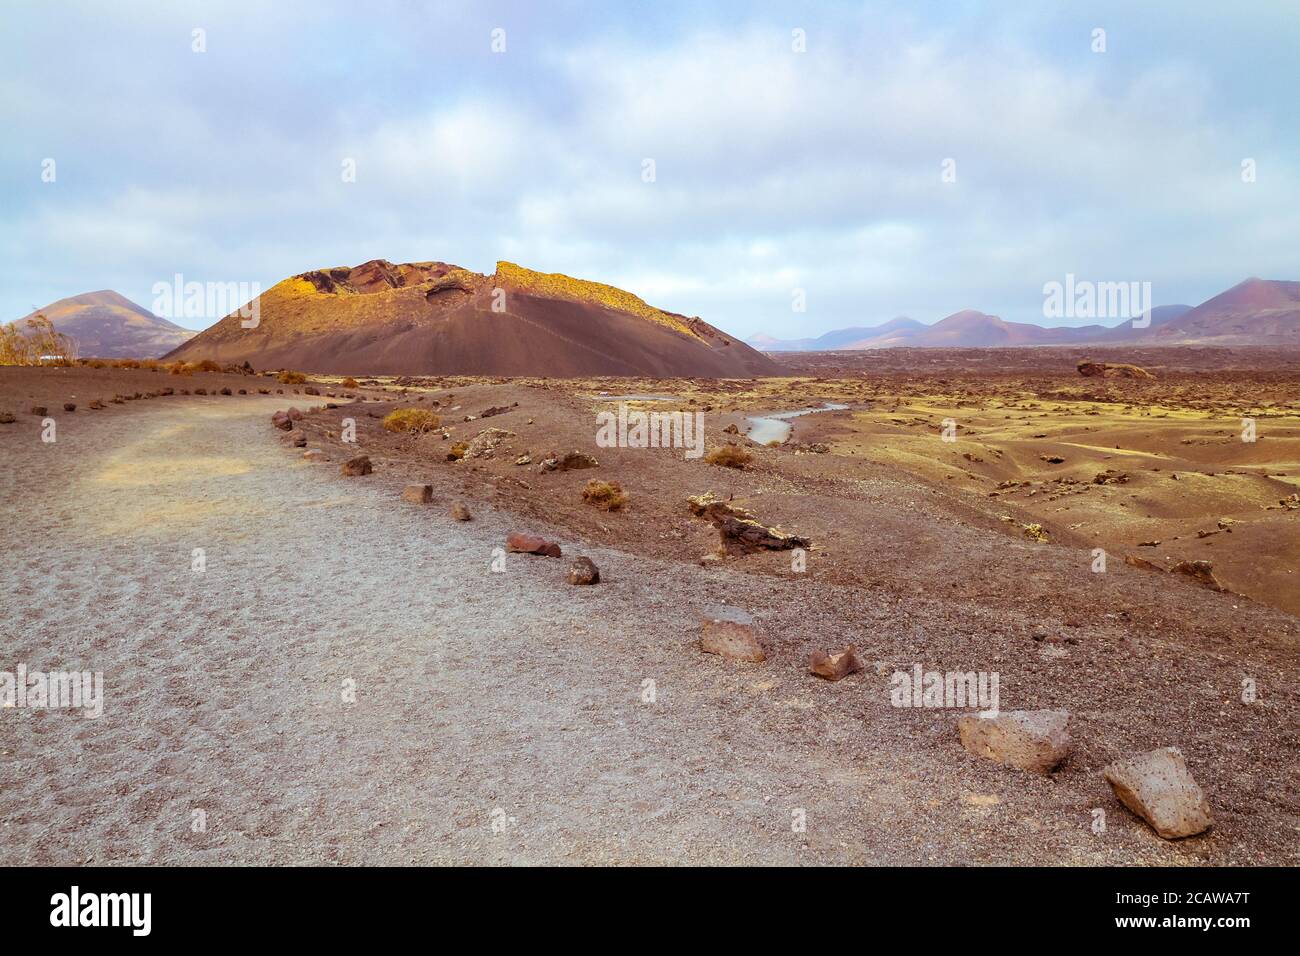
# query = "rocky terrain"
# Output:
<box><xmin>2</xmin><ymin>352</ymin><xmax>1296</xmax><ymax>865</ymax></box>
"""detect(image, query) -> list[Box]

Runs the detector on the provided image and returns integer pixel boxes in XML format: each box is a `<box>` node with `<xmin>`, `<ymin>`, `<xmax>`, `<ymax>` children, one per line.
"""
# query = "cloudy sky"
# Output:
<box><xmin>3</xmin><ymin>0</ymin><xmax>1297</xmax><ymax>337</ymax></box>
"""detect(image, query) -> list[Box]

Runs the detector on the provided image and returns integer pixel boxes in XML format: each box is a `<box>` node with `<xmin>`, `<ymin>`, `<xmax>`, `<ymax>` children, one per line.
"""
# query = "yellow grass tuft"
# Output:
<box><xmin>277</xmin><ymin>370</ymin><xmax>307</xmax><ymax>384</ymax></box>
<box><xmin>383</xmin><ymin>408</ymin><xmax>441</xmax><ymax>433</ymax></box>
<box><xmin>704</xmin><ymin>445</ymin><xmax>752</xmax><ymax>469</ymax></box>
<box><xmin>582</xmin><ymin>479</ymin><xmax>629</xmax><ymax>511</ymax></box>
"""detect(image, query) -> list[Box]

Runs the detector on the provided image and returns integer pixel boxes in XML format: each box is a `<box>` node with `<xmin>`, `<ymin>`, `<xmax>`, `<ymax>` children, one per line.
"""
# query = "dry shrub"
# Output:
<box><xmin>0</xmin><ymin>314</ymin><xmax>76</xmax><ymax>366</ymax></box>
<box><xmin>704</xmin><ymin>445</ymin><xmax>752</xmax><ymax>469</ymax></box>
<box><xmin>168</xmin><ymin>361</ymin><xmax>193</xmax><ymax>375</ymax></box>
<box><xmin>277</xmin><ymin>370</ymin><xmax>307</xmax><ymax>384</ymax></box>
<box><xmin>383</xmin><ymin>408</ymin><xmax>441</xmax><ymax>433</ymax></box>
<box><xmin>192</xmin><ymin>359</ymin><xmax>222</xmax><ymax>372</ymax></box>
<box><xmin>582</xmin><ymin>479</ymin><xmax>628</xmax><ymax>511</ymax></box>
<box><xmin>340</xmin><ymin>377</ymin><xmax>359</xmax><ymax>389</ymax></box>
<box><xmin>447</xmin><ymin>441</ymin><xmax>468</xmax><ymax>461</ymax></box>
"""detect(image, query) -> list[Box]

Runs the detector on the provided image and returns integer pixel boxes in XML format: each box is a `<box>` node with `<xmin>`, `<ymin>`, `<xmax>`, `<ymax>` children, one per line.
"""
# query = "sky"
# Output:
<box><xmin>2</xmin><ymin>0</ymin><xmax>1297</xmax><ymax>337</ymax></box>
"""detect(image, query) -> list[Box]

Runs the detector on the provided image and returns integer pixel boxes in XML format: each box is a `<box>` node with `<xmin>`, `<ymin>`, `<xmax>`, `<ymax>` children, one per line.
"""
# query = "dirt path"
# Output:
<box><xmin>2</xmin><ymin>396</ymin><xmax>1295</xmax><ymax>864</ymax></box>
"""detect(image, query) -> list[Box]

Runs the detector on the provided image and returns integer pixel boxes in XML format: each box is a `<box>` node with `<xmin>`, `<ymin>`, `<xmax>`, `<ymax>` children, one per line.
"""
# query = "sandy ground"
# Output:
<box><xmin>1</xmin><ymin>372</ymin><xmax>1298</xmax><ymax>865</ymax></box>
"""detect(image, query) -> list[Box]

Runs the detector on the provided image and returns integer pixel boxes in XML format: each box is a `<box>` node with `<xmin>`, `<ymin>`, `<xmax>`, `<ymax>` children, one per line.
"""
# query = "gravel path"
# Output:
<box><xmin>2</xmin><ymin>396</ymin><xmax>1294</xmax><ymax>864</ymax></box>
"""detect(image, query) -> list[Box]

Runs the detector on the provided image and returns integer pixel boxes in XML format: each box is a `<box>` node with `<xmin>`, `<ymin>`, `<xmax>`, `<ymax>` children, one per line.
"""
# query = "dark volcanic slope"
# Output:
<box><xmin>15</xmin><ymin>290</ymin><xmax>195</xmax><ymax>359</ymax></box>
<box><xmin>166</xmin><ymin>259</ymin><xmax>778</xmax><ymax>377</ymax></box>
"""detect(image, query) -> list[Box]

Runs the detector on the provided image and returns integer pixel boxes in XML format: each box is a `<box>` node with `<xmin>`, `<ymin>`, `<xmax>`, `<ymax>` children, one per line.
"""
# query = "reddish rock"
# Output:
<box><xmin>402</xmin><ymin>484</ymin><xmax>433</xmax><ymax>504</ymax></box>
<box><xmin>63</xmin><ymin>403</ymin><xmax>76</xmax><ymax>412</ymax></box>
<box><xmin>30</xmin><ymin>405</ymin><xmax>48</xmax><ymax>416</ymax></box>
<box><xmin>506</xmin><ymin>533</ymin><xmax>561</xmax><ymax>557</ymax></box>
<box><xmin>1171</xmin><ymin>559</ymin><xmax>1226</xmax><ymax>591</ymax></box>
<box><xmin>958</xmin><ymin>710</ymin><xmax>1071</xmax><ymax>773</ymax></box>
<box><xmin>809</xmin><ymin>645</ymin><xmax>863</xmax><ymax>681</ymax></box>
<box><xmin>341</xmin><ymin>455</ymin><xmax>372</xmax><ymax>476</ymax></box>
<box><xmin>450</xmin><ymin>501</ymin><xmax>472</xmax><ymax>521</ymax></box>
<box><xmin>566</xmin><ymin>556</ymin><xmax>600</xmax><ymax>585</ymax></box>
<box><xmin>1103</xmin><ymin>747</ymin><xmax>1212</xmax><ymax>839</ymax></box>
<box><xmin>700</xmin><ymin>619</ymin><xmax>766</xmax><ymax>662</ymax></box>
<box><xmin>1077</xmin><ymin>360</ymin><xmax>1154</xmax><ymax>379</ymax></box>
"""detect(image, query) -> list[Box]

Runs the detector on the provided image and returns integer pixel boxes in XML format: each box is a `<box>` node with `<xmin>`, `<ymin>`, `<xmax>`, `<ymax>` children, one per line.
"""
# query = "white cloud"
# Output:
<box><xmin>2</xmin><ymin>2</ymin><xmax>1297</xmax><ymax>336</ymax></box>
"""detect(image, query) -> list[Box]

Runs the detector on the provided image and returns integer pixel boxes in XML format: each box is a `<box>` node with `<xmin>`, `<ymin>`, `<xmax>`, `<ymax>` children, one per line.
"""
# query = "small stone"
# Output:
<box><xmin>30</xmin><ymin>405</ymin><xmax>48</xmax><ymax>416</ymax></box>
<box><xmin>957</xmin><ymin>709</ymin><xmax>1071</xmax><ymax>773</ymax></box>
<box><xmin>700</xmin><ymin>619</ymin><xmax>765</xmax><ymax>662</ymax></box>
<box><xmin>566</xmin><ymin>556</ymin><xmax>600</xmax><ymax>585</ymax></box>
<box><xmin>450</xmin><ymin>502</ymin><xmax>472</xmax><ymax>521</ymax></box>
<box><xmin>1171</xmin><ymin>559</ymin><xmax>1226</xmax><ymax>591</ymax></box>
<box><xmin>1103</xmin><ymin>747</ymin><xmax>1212</xmax><ymax>839</ymax></box>
<box><xmin>809</xmin><ymin>645</ymin><xmax>863</xmax><ymax>681</ymax></box>
<box><xmin>506</xmin><ymin>533</ymin><xmax>561</xmax><ymax>557</ymax></box>
<box><xmin>402</xmin><ymin>484</ymin><xmax>433</xmax><ymax>504</ymax></box>
<box><xmin>63</xmin><ymin>403</ymin><xmax>76</xmax><ymax>412</ymax></box>
<box><xmin>285</xmin><ymin>430</ymin><xmax>307</xmax><ymax>447</ymax></box>
<box><xmin>0</xmin><ymin>413</ymin><xmax>15</xmax><ymax>424</ymax></box>
<box><xmin>302</xmin><ymin>449</ymin><xmax>323</xmax><ymax>461</ymax></box>
<box><xmin>341</xmin><ymin>455</ymin><xmax>372</xmax><ymax>476</ymax></box>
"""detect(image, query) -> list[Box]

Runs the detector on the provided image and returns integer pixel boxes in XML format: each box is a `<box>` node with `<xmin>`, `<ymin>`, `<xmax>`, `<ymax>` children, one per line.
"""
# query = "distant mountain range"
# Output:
<box><xmin>17</xmin><ymin>276</ymin><xmax>1297</xmax><ymax>367</ymax></box>
<box><xmin>749</xmin><ymin>278</ymin><xmax>1300</xmax><ymax>350</ymax></box>
<box><xmin>11</xmin><ymin>291</ymin><xmax>195</xmax><ymax>358</ymax></box>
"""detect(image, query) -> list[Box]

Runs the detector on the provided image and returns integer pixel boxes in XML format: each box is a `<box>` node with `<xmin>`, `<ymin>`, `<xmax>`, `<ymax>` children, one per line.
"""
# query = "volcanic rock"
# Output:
<box><xmin>1077</xmin><ymin>360</ymin><xmax>1154</xmax><ymax>379</ymax></box>
<box><xmin>402</xmin><ymin>484</ymin><xmax>433</xmax><ymax>504</ymax></box>
<box><xmin>687</xmin><ymin>492</ymin><xmax>810</xmax><ymax>555</ymax></box>
<box><xmin>957</xmin><ymin>710</ymin><xmax>1071</xmax><ymax>773</ymax></box>
<box><xmin>566</xmin><ymin>556</ymin><xmax>600</xmax><ymax>585</ymax></box>
<box><xmin>700</xmin><ymin>619</ymin><xmax>766</xmax><ymax>662</ymax></box>
<box><xmin>506</xmin><ymin>533</ymin><xmax>561</xmax><ymax>557</ymax></box>
<box><xmin>341</xmin><ymin>455</ymin><xmax>372</xmax><ymax>476</ymax></box>
<box><xmin>809</xmin><ymin>645</ymin><xmax>863</xmax><ymax>681</ymax></box>
<box><xmin>1171</xmin><ymin>559</ymin><xmax>1226</xmax><ymax>591</ymax></box>
<box><xmin>1103</xmin><ymin>747</ymin><xmax>1213</xmax><ymax>839</ymax></box>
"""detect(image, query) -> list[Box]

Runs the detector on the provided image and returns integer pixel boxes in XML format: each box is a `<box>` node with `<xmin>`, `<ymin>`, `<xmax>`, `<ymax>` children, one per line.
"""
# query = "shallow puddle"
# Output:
<box><xmin>745</xmin><ymin>402</ymin><xmax>849</xmax><ymax>445</ymax></box>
